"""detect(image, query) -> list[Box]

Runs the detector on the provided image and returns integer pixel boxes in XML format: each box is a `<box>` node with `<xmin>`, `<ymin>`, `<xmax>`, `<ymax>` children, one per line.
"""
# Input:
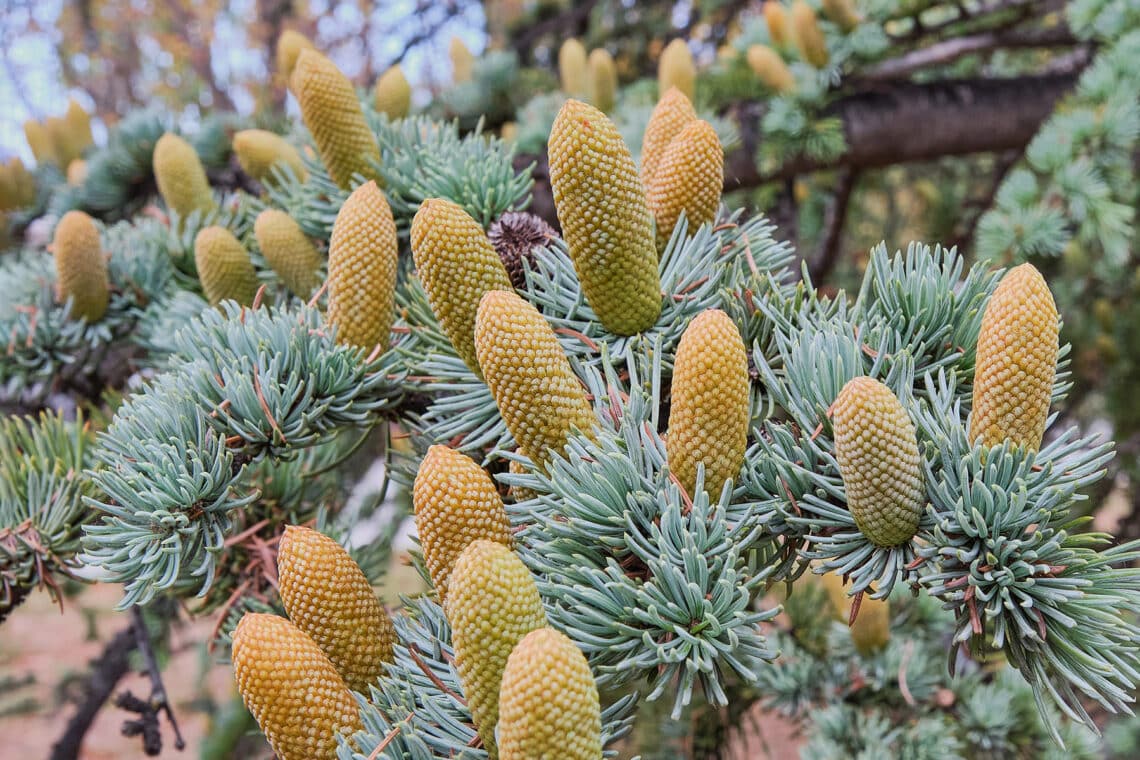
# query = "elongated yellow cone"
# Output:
<box><xmin>373</xmin><ymin>65</ymin><xmax>411</xmax><ymax>119</ymax></box>
<box><xmin>498</xmin><ymin>628</ymin><xmax>602</xmax><ymax>760</ymax></box>
<box><xmin>831</xmin><ymin>377</ymin><xmax>923</xmax><ymax>547</ymax></box>
<box><xmin>588</xmin><ymin>49</ymin><xmax>617</xmax><ymax>112</ymax></box>
<box><xmin>52</xmin><ymin>211</ymin><xmax>109</xmax><ymax>321</ymax></box>
<box><xmin>819</xmin><ymin>573</ymin><xmax>890</xmax><ymax>655</ymax></box>
<box><xmin>969</xmin><ymin>263</ymin><xmax>1059</xmax><ymax>451</ymax></box>
<box><xmin>450</xmin><ymin>36</ymin><xmax>476</xmax><ymax>83</ymax></box>
<box><xmin>325</xmin><ymin>180</ymin><xmax>398</xmax><ymax>352</ymax></box>
<box><xmin>233</xmin><ymin>129</ymin><xmax>307</xmax><ymax>185</ymax></box>
<box><xmin>792</xmin><ymin>0</ymin><xmax>830</xmax><ymax>68</ymax></box>
<box><xmin>447</xmin><ymin>540</ymin><xmax>548</xmax><ymax>758</ymax></box>
<box><xmin>549</xmin><ymin>99</ymin><xmax>661</xmax><ymax>335</ymax></box>
<box><xmin>474</xmin><ymin>290</ymin><xmax>597</xmax><ymax>469</ymax></box>
<box><xmin>646</xmin><ymin>119</ymin><xmax>723</xmax><ymax>246</ymax></box>
<box><xmin>254</xmin><ymin>209</ymin><xmax>322</xmax><ymax>297</ymax></box>
<box><xmin>289</xmin><ymin>49</ymin><xmax>381</xmax><ymax>190</ymax></box>
<box><xmin>658</xmin><ymin>38</ymin><xmax>695</xmax><ymax>100</ymax></box>
<box><xmin>559</xmin><ymin>38</ymin><xmax>589</xmax><ymax>96</ymax></box>
<box><xmin>413</xmin><ymin>445</ymin><xmax>514</xmax><ymax>601</ymax></box>
<box><xmin>747</xmin><ymin>45</ymin><xmax>796</xmax><ymax>93</ymax></box>
<box><xmin>153</xmin><ymin>132</ymin><xmax>216</xmax><ymax>218</ymax></box>
<box><xmin>640</xmin><ymin>87</ymin><xmax>698</xmax><ymax>192</ymax></box>
<box><xmin>232</xmin><ymin>613</ymin><xmax>362</xmax><ymax>760</ymax></box>
<box><xmin>667</xmin><ymin>310</ymin><xmax>749</xmax><ymax>497</ymax></box>
<box><xmin>193</xmin><ymin>226</ymin><xmax>260</xmax><ymax>307</ymax></box>
<box><xmin>277</xmin><ymin>526</ymin><xmax>396</xmax><ymax>692</ymax></box>
<box><xmin>410</xmin><ymin>198</ymin><xmax>514</xmax><ymax>376</ymax></box>
<box><xmin>277</xmin><ymin>29</ymin><xmax>315</xmax><ymax>79</ymax></box>
<box><xmin>764</xmin><ymin>1</ymin><xmax>790</xmax><ymax>47</ymax></box>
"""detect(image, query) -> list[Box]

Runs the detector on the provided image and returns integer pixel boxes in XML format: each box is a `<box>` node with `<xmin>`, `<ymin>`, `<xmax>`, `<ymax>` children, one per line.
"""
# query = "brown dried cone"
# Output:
<box><xmin>822</xmin><ymin>0</ymin><xmax>861</xmax><ymax>32</ymax></box>
<box><xmin>658</xmin><ymin>38</ymin><xmax>696</xmax><ymax>100</ymax></box>
<box><xmin>24</xmin><ymin>119</ymin><xmax>58</xmax><ymax>165</ymax></box>
<box><xmin>666</xmin><ymin>309</ymin><xmax>749</xmax><ymax>497</ymax></box>
<box><xmin>194</xmin><ymin>226</ymin><xmax>261</xmax><ymax>307</ymax></box>
<box><xmin>588</xmin><ymin>49</ymin><xmax>617</xmax><ymax>113</ymax></box>
<box><xmin>831</xmin><ymin>377</ymin><xmax>924</xmax><ymax>547</ymax></box>
<box><xmin>447</xmin><ymin>540</ymin><xmax>548</xmax><ymax>758</ymax></box>
<box><xmin>233</xmin><ymin>129</ymin><xmax>308</xmax><ymax>185</ymax></box>
<box><xmin>646</xmin><ymin>119</ymin><xmax>723</xmax><ymax>247</ymax></box>
<box><xmin>411</xmin><ymin>198</ymin><xmax>515</xmax><ymax>376</ymax></box>
<box><xmin>474</xmin><ymin>290</ymin><xmax>597</xmax><ymax>470</ymax></box>
<box><xmin>254</xmin><ymin>209</ymin><xmax>323</xmax><ymax>297</ymax></box>
<box><xmin>487</xmin><ymin>211</ymin><xmax>556</xmax><ymax>290</ymax></box>
<box><xmin>276</xmin><ymin>29</ymin><xmax>316</xmax><ymax>79</ymax></box>
<box><xmin>548</xmin><ymin>99</ymin><xmax>661</xmax><ymax>335</ymax></box>
<box><xmin>640</xmin><ymin>86</ymin><xmax>698</xmax><ymax>192</ymax></box>
<box><xmin>819</xmin><ymin>572</ymin><xmax>890</xmax><ymax>655</ymax></box>
<box><xmin>373</xmin><ymin>65</ymin><xmax>411</xmax><ymax>119</ymax></box>
<box><xmin>153</xmin><ymin>132</ymin><xmax>217</xmax><ymax>218</ymax></box>
<box><xmin>792</xmin><ymin>0</ymin><xmax>830</xmax><ymax>68</ymax></box>
<box><xmin>51</xmin><ymin>211</ymin><xmax>109</xmax><ymax>321</ymax></box>
<box><xmin>289</xmin><ymin>49</ymin><xmax>381</xmax><ymax>190</ymax></box>
<box><xmin>276</xmin><ymin>526</ymin><xmax>396</xmax><ymax>692</ymax></box>
<box><xmin>325</xmin><ymin>180</ymin><xmax>398</xmax><ymax>352</ymax></box>
<box><xmin>969</xmin><ymin>263</ymin><xmax>1059</xmax><ymax>451</ymax></box>
<box><xmin>764</xmin><ymin>1</ymin><xmax>790</xmax><ymax>47</ymax></box>
<box><xmin>559</xmin><ymin>38</ymin><xmax>589</xmax><ymax>96</ymax></box>
<box><xmin>232</xmin><ymin>613</ymin><xmax>363</xmax><ymax>760</ymax></box>
<box><xmin>746</xmin><ymin>45</ymin><xmax>796</xmax><ymax>93</ymax></box>
<box><xmin>413</xmin><ymin>445</ymin><xmax>514</xmax><ymax>602</ymax></box>
<box><xmin>497</xmin><ymin>628</ymin><xmax>603</xmax><ymax>760</ymax></box>
<box><xmin>450</xmin><ymin>36</ymin><xmax>476</xmax><ymax>83</ymax></box>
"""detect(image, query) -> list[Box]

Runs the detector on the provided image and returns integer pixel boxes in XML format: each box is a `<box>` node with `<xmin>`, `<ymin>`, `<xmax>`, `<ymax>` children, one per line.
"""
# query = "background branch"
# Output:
<box><xmin>864</xmin><ymin>25</ymin><xmax>1081</xmax><ymax>81</ymax></box>
<box><xmin>49</xmin><ymin>624</ymin><xmax>137</xmax><ymax>760</ymax></box>
<box><xmin>810</xmin><ymin>169</ymin><xmax>859</xmax><ymax>284</ymax></box>
<box><xmin>723</xmin><ymin>69</ymin><xmax>1081</xmax><ymax>189</ymax></box>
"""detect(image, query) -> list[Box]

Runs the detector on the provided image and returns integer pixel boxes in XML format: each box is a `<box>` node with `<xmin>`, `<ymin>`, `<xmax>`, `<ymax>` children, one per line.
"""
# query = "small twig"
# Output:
<box><xmin>848</xmin><ymin>590</ymin><xmax>864</xmax><ymax>626</ymax></box>
<box><xmin>129</xmin><ymin>606</ymin><xmax>186</xmax><ymax>752</ymax></box>
<box><xmin>366</xmin><ymin>725</ymin><xmax>405</xmax><ymax>759</ymax></box>
<box><xmin>898</xmin><ymin>640</ymin><xmax>917</xmax><ymax>706</ymax></box>
<box><xmin>951</xmin><ymin>149</ymin><xmax>1022</xmax><ymax>251</ymax></box>
<box><xmin>407</xmin><ymin>645</ymin><xmax>466</xmax><ymax>705</ymax></box>
<box><xmin>809</xmin><ymin>169</ymin><xmax>859</xmax><ymax>285</ymax></box>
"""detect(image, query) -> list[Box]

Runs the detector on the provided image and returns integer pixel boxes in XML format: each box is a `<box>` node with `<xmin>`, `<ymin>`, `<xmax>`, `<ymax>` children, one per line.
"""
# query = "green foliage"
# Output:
<box><xmin>976</xmin><ymin>27</ymin><xmax>1140</xmax><ymax>269</ymax></box>
<box><xmin>81</xmin><ymin>302</ymin><xmax>404</xmax><ymax>607</ymax></box>
<box><xmin>0</xmin><ymin>411</ymin><xmax>95</xmax><ymax>622</ymax></box>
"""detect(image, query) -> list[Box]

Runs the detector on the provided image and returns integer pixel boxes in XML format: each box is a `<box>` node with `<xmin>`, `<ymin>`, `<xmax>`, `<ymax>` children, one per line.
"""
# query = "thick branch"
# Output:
<box><xmin>50</xmin><ymin>624</ymin><xmax>137</xmax><ymax>760</ymax></box>
<box><xmin>864</xmin><ymin>26</ymin><xmax>1080</xmax><ymax>81</ymax></box>
<box><xmin>723</xmin><ymin>70</ymin><xmax>1080</xmax><ymax>190</ymax></box>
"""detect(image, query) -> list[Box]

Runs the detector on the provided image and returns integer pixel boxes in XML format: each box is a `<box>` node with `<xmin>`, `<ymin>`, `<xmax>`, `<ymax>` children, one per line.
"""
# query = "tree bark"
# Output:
<box><xmin>723</xmin><ymin>70</ymin><xmax>1081</xmax><ymax>189</ymax></box>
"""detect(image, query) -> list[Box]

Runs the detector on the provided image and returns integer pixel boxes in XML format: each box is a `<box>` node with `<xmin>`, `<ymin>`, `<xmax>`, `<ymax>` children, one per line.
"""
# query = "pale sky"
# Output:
<box><xmin>0</xmin><ymin>0</ymin><xmax>488</xmax><ymax>163</ymax></box>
